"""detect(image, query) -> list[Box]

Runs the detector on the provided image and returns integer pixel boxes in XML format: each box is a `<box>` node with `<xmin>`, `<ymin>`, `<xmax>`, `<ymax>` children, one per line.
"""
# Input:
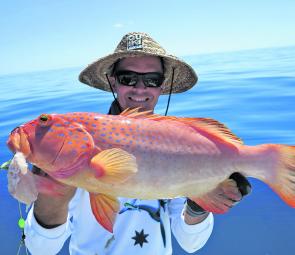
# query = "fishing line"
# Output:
<box><xmin>16</xmin><ymin>201</ymin><xmax>28</xmax><ymax>255</ymax></box>
<box><xmin>1</xmin><ymin>161</ymin><xmax>28</xmax><ymax>255</ymax></box>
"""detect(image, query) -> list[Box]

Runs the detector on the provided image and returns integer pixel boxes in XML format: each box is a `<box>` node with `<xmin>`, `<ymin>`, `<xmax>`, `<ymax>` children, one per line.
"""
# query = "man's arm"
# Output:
<box><xmin>170</xmin><ymin>173</ymin><xmax>251</xmax><ymax>253</ymax></box>
<box><xmin>169</xmin><ymin>198</ymin><xmax>214</xmax><ymax>253</ymax></box>
<box><xmin>24</xmin><ymin>166</ymin><xmax>77</xmax><ymax>254</ymax></box>
<box><xmin>32</xmin><ymin>166</ymin><xmax>76</xmax><ymax>228</ymax></box>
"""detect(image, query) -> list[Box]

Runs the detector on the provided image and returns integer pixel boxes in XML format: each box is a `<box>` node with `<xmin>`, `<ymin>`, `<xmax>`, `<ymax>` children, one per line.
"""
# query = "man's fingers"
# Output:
<box><xmin>32</xmin><ymin>165</ymin><xmax>48</xmax><ymax>177</ymax></box>
<box><xmin>229</xmin><ymin>172</ymin><xmax>252</xmax><ymax>197</ymax></box>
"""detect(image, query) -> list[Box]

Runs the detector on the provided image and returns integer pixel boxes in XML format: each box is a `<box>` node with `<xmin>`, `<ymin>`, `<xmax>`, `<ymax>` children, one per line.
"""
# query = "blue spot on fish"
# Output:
<box><xmin>58</xmin><ymin>133</ymin><xmax>65</xmax><ymax>137</ymax></box>
<box><xmin>115</xmin><ymin>140</ymin><xmax>120</xmax><ymax>143</ymax></box>
<box><xmin>100</xmin><ymin>134</ymin><xmax>106</xmax><ymax>137</ymax></box>
<box><xmin>68</xmin><ymin>141</ymin><xmax>73</xmax><ymax>145</ymax></box>
<box><xmin>92</xmin><ymin>124</ymin><xmax>97</xmax><ymax>127</ymax></box>
<box><xmin>81</xmin><ymin>145</ymin><xmax>87</xmax><ymax>149</ymax></box>
<box><xmin>70</xmin><ymin>149</ymin><xmax>77</xmax><ymax>155</ymax></box>
<box><xmin>54</xmin><ymin>124</ymin><xmax>62</xmax><ymax>127</ymax></box>
<box><xmin>83</xmin><ymin>137</ymin><xmax>88</xmax><ymax>141</ymax></box>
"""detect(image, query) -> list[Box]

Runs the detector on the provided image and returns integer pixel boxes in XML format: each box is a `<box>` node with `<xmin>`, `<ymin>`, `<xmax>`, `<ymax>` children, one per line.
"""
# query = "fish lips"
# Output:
<box><xmin>7</xmin><ymin>127</ymin><xmax>32</xmax><ymax>158</ymax></box>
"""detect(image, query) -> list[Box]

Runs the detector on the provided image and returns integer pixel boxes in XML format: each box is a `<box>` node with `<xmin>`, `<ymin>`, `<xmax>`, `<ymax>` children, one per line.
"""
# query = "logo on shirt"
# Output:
<box><xmin>132</xmin><ymin>229</ymin><xmax>149</xmax><ymax>248</ymax></box>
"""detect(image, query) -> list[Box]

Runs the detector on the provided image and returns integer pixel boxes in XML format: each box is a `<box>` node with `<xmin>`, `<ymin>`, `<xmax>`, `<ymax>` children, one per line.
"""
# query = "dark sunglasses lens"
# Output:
<box><xmin>117</xmin><ymin>73</ymin><xmax>138</xmax><ymax>86</ymax></box>
<box><xmin>143</xmin><ymin>73</ymin><xmax>164</xmax><ymax>87</ymax></box>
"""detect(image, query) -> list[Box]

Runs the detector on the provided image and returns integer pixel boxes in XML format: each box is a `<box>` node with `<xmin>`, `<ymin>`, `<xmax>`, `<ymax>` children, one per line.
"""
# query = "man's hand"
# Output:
<box><xmin>184</xmin><ymin>172</ymin><xmax>251</xmax><ymax>225</ymax></box>
<box><xmin>32</xmin><ymin>166</ymin><xmax>77</xmax><ymax>228</ymax></box>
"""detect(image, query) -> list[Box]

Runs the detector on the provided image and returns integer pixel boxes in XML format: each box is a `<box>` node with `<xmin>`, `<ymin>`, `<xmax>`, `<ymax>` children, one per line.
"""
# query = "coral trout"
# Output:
<box><xmin>7</xmin><ymin>109</ymin><xmax>295</xmax><ymax>232</ymax></box>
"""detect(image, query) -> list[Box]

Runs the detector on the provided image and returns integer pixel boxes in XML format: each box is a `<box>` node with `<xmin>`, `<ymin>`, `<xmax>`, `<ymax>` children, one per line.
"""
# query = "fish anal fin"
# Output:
<box><xmin>191</xmin><ymin>178</ymin><xmax>243</xmax><ymax>214</ymax></box>
<box><xmin>89</xmin><ymin>148</ymin><xmax>138</xmax><ymax>184</ymax></box>
<box><xmin>90</xmin><ymin>193</ymin><xmax>119</xmax><ymax>233</ymax></box>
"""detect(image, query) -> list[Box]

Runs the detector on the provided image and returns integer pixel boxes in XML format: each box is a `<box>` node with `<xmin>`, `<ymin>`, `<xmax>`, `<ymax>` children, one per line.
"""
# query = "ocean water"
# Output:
<box><xmin>0</xmin><ymin>46</ymin><xmax>294</xmax><ymax>255</ymax></box>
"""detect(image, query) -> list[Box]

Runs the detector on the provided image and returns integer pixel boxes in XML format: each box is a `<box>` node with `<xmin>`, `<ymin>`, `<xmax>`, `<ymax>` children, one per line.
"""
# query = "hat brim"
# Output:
<box><xmin>79</xmin><ymin>51</ymin><xmax>198</xmax><ymax>95</ymax></box>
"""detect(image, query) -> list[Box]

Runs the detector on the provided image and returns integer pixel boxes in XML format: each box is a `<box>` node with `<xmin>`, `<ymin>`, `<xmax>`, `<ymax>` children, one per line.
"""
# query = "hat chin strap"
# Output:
<box><xmin>105</xmin><ymin>68</ymin><xmax>175</xmax><ymax>116</ymax></box>
<box><xmin>164</xmin><ymin>67</ymin><xmax>175</xmax><ymax>116</ymax></box>
<box><xmin>105</xmin><ymin>73</ymin><xmax>123</xmax><ymax>113</ymax></box>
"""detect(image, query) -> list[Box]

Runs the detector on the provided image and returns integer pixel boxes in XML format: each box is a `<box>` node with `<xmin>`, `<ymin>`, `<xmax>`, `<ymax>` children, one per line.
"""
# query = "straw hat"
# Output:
<box><xmin>79</xmin><ymin>32</ymin><xmax>198</xmax><ymax>94</ymax></box>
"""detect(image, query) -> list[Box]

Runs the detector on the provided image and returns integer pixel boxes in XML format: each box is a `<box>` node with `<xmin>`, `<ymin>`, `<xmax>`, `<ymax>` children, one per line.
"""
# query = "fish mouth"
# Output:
<box><xmin>7</xmin><ymin>127</ymin><xmax>31</xmax><ymax>158</ymax></box>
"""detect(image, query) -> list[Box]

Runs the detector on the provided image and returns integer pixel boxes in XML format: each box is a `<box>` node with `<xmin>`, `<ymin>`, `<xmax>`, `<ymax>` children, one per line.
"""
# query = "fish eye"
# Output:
<box><xmin>38</xmin><ymin>114</ymin><xmax>52</xmax><ymax>127</ymax></box>
<box><xmin>40</xmin><ymin>115</ymin><xmax>48</xmax><ymax>122</ymax></box>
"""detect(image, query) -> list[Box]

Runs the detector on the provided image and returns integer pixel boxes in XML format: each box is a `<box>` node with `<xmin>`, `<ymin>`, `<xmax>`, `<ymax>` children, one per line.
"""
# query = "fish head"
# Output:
<box><xmin>7</xmin><ymin>114</ymin><xmax>95</xmax><ymax>175</ymax></box>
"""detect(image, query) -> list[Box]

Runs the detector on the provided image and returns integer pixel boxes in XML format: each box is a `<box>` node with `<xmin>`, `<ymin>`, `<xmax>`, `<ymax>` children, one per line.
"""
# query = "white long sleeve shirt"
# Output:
<box><xmin>24</xmin><ymin>189</ymin><xmax>214</xmax><ymax>255</ymax></box>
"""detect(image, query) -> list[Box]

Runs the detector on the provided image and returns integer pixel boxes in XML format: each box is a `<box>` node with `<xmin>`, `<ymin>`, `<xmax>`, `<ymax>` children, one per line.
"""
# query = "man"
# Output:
<box><xmin>24</xmin><ymin>32</ymin><xmax>251</xmax><ymax>255</ymax></box>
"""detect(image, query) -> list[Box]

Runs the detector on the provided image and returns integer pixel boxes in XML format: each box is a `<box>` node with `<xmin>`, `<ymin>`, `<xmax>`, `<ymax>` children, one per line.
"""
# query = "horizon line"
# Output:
<box><xmin>1</xmin><ymin>44</ymin><xmax>294</xmax><ymax>77</ymax></box>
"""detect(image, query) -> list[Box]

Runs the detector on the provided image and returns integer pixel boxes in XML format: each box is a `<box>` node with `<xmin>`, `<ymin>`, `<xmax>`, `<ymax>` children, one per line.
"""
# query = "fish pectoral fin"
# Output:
<box><xmin>191</xmin><ymin>179</ymin><xmax>243</xmax><ymax>214</ymax></box>
<box><xmin>90</xmin><ymin>193</ymin><xmax>119</xmax><ymax>233</ymax></box>
<box><xmin>89</xmin><ymin>148</ymin><xmax>138</xmax><ymax>184</ymax></box>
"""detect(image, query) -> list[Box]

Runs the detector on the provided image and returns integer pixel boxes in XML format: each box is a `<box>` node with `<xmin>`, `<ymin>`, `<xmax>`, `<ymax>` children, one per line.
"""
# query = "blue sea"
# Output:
<box><xmin>0</xmin><ymin>46</ymin><xmax>294</xmax><ymax>255</ymax></box>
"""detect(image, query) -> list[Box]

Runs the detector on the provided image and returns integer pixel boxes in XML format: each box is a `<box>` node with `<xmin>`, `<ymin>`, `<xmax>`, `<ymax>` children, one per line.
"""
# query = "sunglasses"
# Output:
<box><xmin>115</xmin><ymin>70</ymin><xmax>165</xmax><ymax>88</ymax></box>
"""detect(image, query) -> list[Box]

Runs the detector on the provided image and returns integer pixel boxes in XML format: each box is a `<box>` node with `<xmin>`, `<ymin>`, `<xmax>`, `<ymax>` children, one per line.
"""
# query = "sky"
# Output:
<box><xmin>0</xmin><ymin>0</ymin><xmax>295</xmax><ymax>75</ymax></box>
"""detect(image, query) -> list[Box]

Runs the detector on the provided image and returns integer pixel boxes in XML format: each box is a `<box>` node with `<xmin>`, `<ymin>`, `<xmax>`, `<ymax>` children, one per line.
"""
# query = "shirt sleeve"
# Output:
<box><xmin>24</xmin><ymin>190</ymin><xmax>80</xmax><ymax>255</ymax></box>
<box><xmin>168</xmin><ymin>198</ymin><xmax>214</xmax><ymax>253</ymax></box>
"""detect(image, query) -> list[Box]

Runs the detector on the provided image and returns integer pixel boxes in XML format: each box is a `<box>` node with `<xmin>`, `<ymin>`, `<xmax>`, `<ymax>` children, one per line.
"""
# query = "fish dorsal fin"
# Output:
<box><xmin>121</xmin><ymin>109</ymin><xmax>242</xmax><ymax>145</ymax></box>
<box><xmin>145</xmin><ymin>115</ymin><xmax>243</xmax><ymax>146</ymax></box>
<box><xmin>179</xmin><ymin>117</ymin><xmax>243</xmax><ymax>145</ymax></box>
<box><xmin>120</xmin><ymin>108</ymin><xmax>162</xmax><ymax>120</ymax></box>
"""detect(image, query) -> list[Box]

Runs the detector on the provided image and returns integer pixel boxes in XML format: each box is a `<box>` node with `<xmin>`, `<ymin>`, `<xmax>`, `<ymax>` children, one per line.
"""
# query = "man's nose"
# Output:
<box><xmin>134</xmin><ymin>77</ymin><xmax>146</xmax><ymax>89</ymax></box>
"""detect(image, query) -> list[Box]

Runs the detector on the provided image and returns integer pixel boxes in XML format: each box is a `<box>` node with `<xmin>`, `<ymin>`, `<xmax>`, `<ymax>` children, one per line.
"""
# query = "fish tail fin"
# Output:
<box><xmin>264</xmin><ymin>144</ymin><xmax>295</xmax><ymax>207</ymax></box>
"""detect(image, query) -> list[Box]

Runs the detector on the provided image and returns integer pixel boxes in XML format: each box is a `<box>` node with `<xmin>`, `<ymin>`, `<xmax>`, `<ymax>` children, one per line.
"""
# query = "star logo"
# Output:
<box><xmin>132</xmin><ymin>229</ymin><xmax>149</xmax><ymax>248</ymax></box>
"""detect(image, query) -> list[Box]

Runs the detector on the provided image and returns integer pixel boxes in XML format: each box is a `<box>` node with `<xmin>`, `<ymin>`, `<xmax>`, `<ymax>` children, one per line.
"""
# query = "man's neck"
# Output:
<box><xmin>108</xmin><ymin>100</ymin><xmax>122</xmax><ymax>115</ymax></box>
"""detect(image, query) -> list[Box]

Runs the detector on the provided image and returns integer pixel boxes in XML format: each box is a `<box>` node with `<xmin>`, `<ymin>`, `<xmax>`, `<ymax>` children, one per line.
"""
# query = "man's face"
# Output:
<box><xmin>111</xmin><ymin>56</ymin><xmax>163</xmax><ymax>112</ymax></box>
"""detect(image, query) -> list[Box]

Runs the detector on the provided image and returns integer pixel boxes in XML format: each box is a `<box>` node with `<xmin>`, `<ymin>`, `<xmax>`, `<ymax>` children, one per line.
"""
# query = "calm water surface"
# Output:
<box><xmin>0</xmin><ymin>46</ymin><xmax>294</xmax><ymax>255</ymax></box>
